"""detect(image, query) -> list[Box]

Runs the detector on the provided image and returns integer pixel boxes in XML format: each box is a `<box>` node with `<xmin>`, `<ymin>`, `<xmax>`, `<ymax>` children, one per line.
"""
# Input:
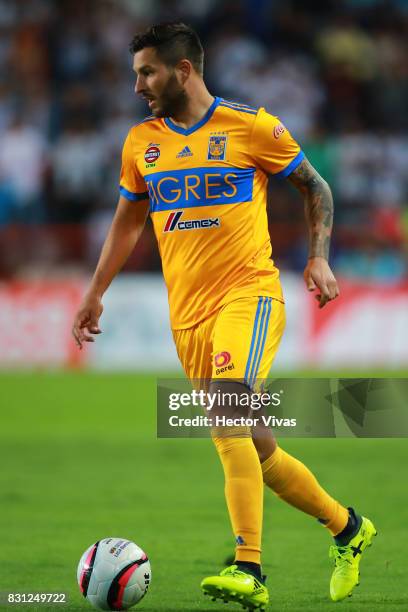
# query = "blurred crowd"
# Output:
<box><xmin>0</xmin><ymin>0</ymin><xmax>407</xmax><ymax>281</ymax></box>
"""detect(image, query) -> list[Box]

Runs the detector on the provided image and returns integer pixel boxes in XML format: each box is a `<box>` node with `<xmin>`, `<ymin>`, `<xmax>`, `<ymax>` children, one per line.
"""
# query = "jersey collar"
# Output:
<box><xmin>164</xmin><ymin>96</ymin><xmax>220</xmax><ymax>136</ymax></box>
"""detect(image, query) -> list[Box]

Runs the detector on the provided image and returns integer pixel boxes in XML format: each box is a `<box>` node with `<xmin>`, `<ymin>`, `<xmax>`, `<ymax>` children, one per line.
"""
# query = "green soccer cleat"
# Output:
<box><xmin>201</xmin><ymin>565</ymin><xmax>269</xmax><ymax>610</ymax></box>
<box><xmin>329</xmin><ymin>516</ymin><xmax>377</xmax><ymax>601</ymax></box>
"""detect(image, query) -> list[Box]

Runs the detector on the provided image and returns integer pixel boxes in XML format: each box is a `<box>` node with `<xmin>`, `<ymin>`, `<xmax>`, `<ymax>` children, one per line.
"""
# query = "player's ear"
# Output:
<box><xmin>176</xmin><ymin>59</ymin><xmax>192</xmax><ymax>84</ymax></box>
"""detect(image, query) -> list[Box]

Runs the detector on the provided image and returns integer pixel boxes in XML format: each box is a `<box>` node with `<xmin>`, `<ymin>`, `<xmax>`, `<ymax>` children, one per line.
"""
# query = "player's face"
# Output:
<box><xmin>133</xmin><ymin>47</ymin><xmax>187</xmax><ymax>118</ymax></box>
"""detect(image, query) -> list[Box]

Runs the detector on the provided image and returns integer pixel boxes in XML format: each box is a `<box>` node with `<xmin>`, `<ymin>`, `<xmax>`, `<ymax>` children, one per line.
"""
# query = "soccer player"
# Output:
<box><xmin>72</xmin><ymin>21</ymin><xmax>376</xmax><ymax>611</ymax></box>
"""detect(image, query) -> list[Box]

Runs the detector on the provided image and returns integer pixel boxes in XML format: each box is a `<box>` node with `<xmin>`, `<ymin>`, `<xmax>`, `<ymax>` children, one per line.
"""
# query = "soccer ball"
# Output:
<box><xmin>77</xmin><ymin>537</ymin><xmax>151</xmax><ymax>610</ymax></box>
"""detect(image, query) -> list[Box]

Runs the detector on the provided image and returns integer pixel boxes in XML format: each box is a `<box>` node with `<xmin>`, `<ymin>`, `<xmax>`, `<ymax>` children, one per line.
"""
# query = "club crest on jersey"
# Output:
<box><xmin>207</xmin><ymin>133</ymin><xmax>227</xmax><ymax>161</ymax></box>
<box><xmin>163</xmin><ymin>210</ymin><xmax>220</xmax><ymax>232</ymax></box>
<box><xmin>145</xmin><ymin>143</ymin><xmax>160</xmax><ymax>167</ymax></box>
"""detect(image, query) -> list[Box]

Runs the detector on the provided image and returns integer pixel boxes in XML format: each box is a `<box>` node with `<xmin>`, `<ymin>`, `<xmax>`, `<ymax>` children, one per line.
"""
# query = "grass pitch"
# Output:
<box><xmin>0</xmin><ymin>372</ymin><xmax>407</xmax><ymax>611</ymax></box>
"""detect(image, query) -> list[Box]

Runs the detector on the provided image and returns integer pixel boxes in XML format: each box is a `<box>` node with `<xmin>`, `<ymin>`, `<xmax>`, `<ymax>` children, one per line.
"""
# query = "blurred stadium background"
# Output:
<box><xmin>0</xmin><ymin>2</ymin><xmax>407</xmax><ymax>610</ymax></box>
<box><xmin>0</xmin><ymin>0</ymin><xmax>407</xmax><ymax>371</ymax></box>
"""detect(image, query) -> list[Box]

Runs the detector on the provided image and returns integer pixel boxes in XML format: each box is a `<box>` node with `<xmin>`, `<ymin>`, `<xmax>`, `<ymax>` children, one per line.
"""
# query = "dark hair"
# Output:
<box><xmin>129</xmin><ymin>21</ymin><xmax>204</xmax><ymax>76</ymax></box>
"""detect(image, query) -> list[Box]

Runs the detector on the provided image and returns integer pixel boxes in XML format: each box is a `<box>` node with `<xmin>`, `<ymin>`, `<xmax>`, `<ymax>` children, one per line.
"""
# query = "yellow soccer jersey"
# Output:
<box><xmin>119</xmin><ymin>97</ymin><xmax>303</xmax><ymax>329</ymax></box>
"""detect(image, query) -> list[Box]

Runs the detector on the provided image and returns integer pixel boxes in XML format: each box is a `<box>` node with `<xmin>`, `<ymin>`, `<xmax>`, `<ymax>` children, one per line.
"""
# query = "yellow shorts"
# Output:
<box><xmin>172</xmin><ymin>297</ymin><xmax>285</xmax><ymax>390</ymax></box>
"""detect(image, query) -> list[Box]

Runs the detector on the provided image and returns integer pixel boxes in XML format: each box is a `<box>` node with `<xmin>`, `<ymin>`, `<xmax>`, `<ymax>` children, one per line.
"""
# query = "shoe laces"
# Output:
<box><xmin>220</xmin><ymin>565</ymin><xmax>247</xmax><ymax>578</ymax></box>
<box><xmin>329</xmin><ymin>544</ymin><xmax>354</xmax><ymax>568</ymax></box>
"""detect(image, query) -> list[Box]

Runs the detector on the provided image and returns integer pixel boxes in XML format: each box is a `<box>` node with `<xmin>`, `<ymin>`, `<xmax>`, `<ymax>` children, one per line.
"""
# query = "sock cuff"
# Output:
<box><xmin>261</xmin><ymin>445</ymin><xmax>283</xmax><ymax>475</ymax></box>
<box><xmin>212</xmin><ymin>432</ymin><xmax>254</xmax><ymax>454</ymax></box>
<box><xmin>328</xmin><ymin>503</ymin><xmax>351</xmax><ymax>538</ymax></box>
<box><xmin>235</xmin><ymin>546</ymin><xmax>262</xmax><ymax>564</ymax></box>
<box><xmin>211</xmin><ymin>425</ymin><xmax>251</xmax><ymax>439</ymax></box>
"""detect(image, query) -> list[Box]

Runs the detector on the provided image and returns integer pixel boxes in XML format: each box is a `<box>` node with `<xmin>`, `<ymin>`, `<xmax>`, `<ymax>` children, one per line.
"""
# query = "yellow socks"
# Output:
<box><xmin>211</xmin><ymin>435</ymin><xmax>348</xmax><ymax>567</ymax></box>
<box><xmin>212</xmin><ymin>429</ymin><xmax>263</xmax><ymax>563</ymax></box>
<box><xmin>261</xmin><ymin>446</ymin><xmax>348</xmax><ymax>536</ymax></box>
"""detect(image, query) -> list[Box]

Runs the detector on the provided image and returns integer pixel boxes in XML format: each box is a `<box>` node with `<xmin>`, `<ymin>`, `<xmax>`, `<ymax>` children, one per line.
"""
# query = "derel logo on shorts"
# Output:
<box><xmin>144</xmin><ymin>144</ymin><xmax>160</xmax><ymax>164</ymax></box>
<box><xmin>214</xmin><ymin>351</ymin><xmax>231</xmax><ymax>367</ymax></box>
<box><xmin>214</xmin><ymin>351</ymin><xmax>235</xmax><ymax>375</ymax></box>
<box><xmin>273</xmin><ymin>123</ymin><xmax>286</xmax><ymax>139</ymax></box>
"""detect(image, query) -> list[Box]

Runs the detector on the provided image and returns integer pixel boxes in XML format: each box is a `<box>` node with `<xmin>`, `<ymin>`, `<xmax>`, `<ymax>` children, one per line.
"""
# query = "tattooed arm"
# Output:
<box><xmin>287</xmin><ymin>157</ymin><xmax>339</xmax><ymax>308</ymax></box>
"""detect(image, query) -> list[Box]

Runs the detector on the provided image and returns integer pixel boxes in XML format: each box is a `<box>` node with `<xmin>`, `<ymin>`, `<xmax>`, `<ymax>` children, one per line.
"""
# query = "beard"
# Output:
<box><xmin>151</xmin><ymin>72</ymin><xmax>188</xmax><ymax>118</ymax></box>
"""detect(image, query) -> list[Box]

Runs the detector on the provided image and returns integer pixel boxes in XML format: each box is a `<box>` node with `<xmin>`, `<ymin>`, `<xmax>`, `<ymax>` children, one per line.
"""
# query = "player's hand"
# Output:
<box><xmin>72</xmin><ymin>294</ymin><xmax>103</xmax><ymax>349</ymax></box>
<box><xmin>303</xmin><ymin>256</ymin><xmax>339</xmax><ymax>309</ymax></box>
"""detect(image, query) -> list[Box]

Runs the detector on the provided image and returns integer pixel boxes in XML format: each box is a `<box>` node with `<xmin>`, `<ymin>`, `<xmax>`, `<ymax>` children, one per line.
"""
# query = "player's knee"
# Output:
<box><xmin>208</xmin><ymin>379</ymin><xmax>252</xmax><ymax>417</ymax></box>
<box><xmin>253</xmin><ymin>433</ymin><xmax>277</xmax><ymax>463</ymax></box>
